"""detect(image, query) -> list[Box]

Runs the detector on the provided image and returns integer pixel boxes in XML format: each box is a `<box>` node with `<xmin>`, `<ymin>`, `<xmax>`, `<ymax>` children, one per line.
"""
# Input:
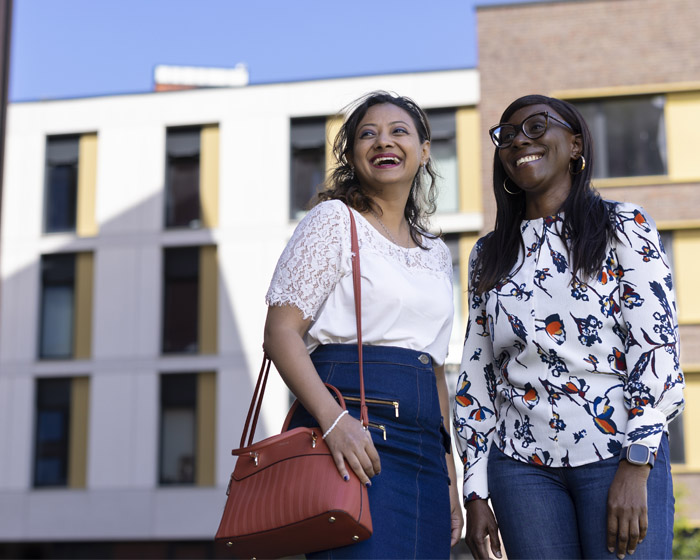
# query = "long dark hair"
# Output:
<box><xmin>316</xmin><ymin>91</ymin><xmax>438</xmax><ymax>248</ymax></box>
<box><xmin>473</xmin><ymin>94</ymin><xmax>616</xmax><ymax>294</ymax></box>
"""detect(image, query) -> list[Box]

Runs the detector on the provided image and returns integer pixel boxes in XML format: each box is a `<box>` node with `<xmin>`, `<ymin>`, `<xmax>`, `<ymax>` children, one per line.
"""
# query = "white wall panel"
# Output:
<box><xmin>88</xmin><ymin>374</ymin><xmax>137</xmax><ymax>488</ymax></box>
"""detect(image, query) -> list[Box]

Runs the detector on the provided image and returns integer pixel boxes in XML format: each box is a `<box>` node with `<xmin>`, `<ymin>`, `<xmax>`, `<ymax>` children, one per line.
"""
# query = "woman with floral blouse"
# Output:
<box><xmin>453</xmin><ymin>95</ymin><xmax>684</xmax><ymax>560</ymax></box>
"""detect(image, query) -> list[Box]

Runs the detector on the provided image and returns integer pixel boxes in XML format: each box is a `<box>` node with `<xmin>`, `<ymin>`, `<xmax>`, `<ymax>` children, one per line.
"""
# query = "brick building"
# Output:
<box><xmin>477</xmin><ymin>0</ymin><xmax>700</xmax><ymax>523</ymax></box>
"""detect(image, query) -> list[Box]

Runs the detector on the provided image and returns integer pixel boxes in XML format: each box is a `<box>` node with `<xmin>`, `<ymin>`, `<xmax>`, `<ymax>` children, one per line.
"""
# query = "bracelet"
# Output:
<box><xmin>323</xmin><ymin>410</ymin><xmax>349</xmax><ymax>439</ymax></box>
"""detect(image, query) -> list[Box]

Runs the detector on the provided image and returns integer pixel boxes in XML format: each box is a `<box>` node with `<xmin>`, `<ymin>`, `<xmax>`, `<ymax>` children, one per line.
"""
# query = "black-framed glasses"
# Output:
<box><xmin>489</xmin><ymin>112</ymin><xmax>575</xmax><ymax>148</ymax></box>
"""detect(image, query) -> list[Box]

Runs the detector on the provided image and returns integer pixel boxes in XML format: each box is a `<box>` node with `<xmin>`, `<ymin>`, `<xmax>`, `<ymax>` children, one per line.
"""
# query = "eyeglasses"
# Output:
<box><xmin>489</xmin><ymin>112</ymin><xmax>575</xmax><ymax>148</ymax></box>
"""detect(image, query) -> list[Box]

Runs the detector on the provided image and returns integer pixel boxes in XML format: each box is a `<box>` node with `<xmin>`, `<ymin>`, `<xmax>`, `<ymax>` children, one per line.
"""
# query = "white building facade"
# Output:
<box><xmin>0</xmin><ymin>70</ymin><xmax>480</xmax><ymax>555</ymax></box>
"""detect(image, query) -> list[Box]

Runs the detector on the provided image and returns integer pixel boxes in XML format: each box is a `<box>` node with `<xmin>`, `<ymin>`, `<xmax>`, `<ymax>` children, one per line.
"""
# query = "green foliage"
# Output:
<box><xmin>673</xmin><ymin>484</ymin><xmax>700</xmax><ymax>559</ymax></box>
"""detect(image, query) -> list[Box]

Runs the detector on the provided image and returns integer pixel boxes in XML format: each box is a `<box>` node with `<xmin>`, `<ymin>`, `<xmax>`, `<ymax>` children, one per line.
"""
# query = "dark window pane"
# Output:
<box><xmin>160</xmin><ymin>374</ymin><xmax>197</xmax><ymax>485</ymax></box>
<box><xmin>575</xmin><ymin>96</ymin><xmax>667</xmax><ymax>179</ymax></box>
<box><xmin>44</xmin><ymin>136</ymin><xmax>79</xmax><ymax>233</ymax></box>
<box><xmin>427</xmin><ymin>110</ymin><xmax>459</xmax><ymax>214</ymax></box>
<box><xmin>39</xmin><ymin>254</ymin><xmax>76</xmax><ymax>359</ymax></box>
<box><xmin>290</xmin><ymin>118</ymin><xmax>325</xmax><ymax>220</ymax></box>
<box><xmin>162</xmin><ymin>247</ymin><xmax>199</xmax><ymax>354</ymax></box>
<box><xmin>165</xmin><ymin>127</ymin><xmax>201</xmax><ymax>228</ymax></box>
<box><xmin>34</xmin><ymin>378</ymin><xmax>71</xmax><ymax>487</ymax></box>
<box><xmin>668</xmin><ymin>413</ymin><xmax>685</xmax><ymax>464</ymax></box>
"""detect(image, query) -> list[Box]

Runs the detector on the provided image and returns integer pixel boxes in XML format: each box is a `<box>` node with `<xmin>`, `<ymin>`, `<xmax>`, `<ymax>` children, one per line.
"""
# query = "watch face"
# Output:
<box><xmin>628</xmin><ymin>444</ymin><xmax>650</xmax><ymax>465</ymax></box>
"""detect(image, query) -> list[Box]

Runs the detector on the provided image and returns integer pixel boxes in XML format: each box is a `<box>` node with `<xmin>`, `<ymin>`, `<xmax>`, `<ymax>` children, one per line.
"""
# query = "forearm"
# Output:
<box><xmin>263</xmin><ymin>308</ymin><xmax>344</xmax><ymax>431</ymax></box>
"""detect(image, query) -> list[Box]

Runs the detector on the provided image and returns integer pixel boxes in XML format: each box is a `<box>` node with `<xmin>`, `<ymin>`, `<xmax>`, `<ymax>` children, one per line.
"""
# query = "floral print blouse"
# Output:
<box><xmin>453</xmin><ymin>201</ymin><xmax>685</xmax><ymax>502</ymax></box>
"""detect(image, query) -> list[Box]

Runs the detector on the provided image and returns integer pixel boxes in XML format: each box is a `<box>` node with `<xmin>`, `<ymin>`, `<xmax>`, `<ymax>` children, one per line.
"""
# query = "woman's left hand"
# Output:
<box><xmin>449</xmin><ymin>484</ymin><xmax>465</xmax><ymax>547</ymax></box>
<box><xmin>606</xmin><ymin>460</ymin><xmax>651</xmax><ymax>559</ymax></box>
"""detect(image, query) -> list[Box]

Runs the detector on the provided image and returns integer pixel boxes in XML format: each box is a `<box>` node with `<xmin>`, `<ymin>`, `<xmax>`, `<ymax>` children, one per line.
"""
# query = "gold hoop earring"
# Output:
<box><xmin>569</xmin><ymin>155</ymin><xmax>586</xmax><ymax>175</ymax></box>
<box><xmin>503</xmin><ymin>178</ymin><xmax>520</xmax><ymax>195</ymax></box>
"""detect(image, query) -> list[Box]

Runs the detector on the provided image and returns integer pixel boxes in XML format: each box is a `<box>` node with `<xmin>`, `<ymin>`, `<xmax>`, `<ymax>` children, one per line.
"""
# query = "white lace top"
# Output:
<box><xmin>266</xmin><ymin>199</ymin><xmax>454</xmax><ymax>365</ymax></box>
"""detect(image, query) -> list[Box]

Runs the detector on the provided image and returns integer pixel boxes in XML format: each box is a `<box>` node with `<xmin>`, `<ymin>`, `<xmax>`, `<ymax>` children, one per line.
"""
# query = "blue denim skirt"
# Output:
<box><xmin>288</xmin><ymin>344</ymin><xmax>452</xmax><ymax>559</ymax></box>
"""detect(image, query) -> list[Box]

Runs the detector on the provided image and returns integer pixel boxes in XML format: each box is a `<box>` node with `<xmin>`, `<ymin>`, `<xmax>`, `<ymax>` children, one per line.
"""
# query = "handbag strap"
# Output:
<box><xmin>347</xmin><ymin>205</ymin><xmax>369</xmax><ymax>428</ymax></box>
<box><xmin>238</xmin><ymin>204</ymin><xmax>368</xmax><ymax>449</ymax></box>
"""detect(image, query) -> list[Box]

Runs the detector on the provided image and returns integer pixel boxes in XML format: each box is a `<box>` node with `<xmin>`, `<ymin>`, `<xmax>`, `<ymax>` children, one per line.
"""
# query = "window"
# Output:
<box><xmin>159</xmin><ymin>372</ymin><xmax>216</xmax><ymax>486</ymax></box>
<box><xmin>33</xmin><ymin>377</ymin><xmax>89</xmax><ymax>488</ymax></box>
<box><xmin>290</xmin><ymin>117</ymin><xmax>326</xmax><ymax>220</ymax></box>
<box><xmin>159</xmin><ymin>374</ymin><xmax>197</xmax><ymax>485</ymax></box>
<box><xmin>575</xmin><ymin>95</ymin><xmax>667</xmax><ymax>179</ymax></box>
<box><xmin>44</xmin><ymin>135</ymin><xmax>79</xmax><ymax>233</ymax></box>
<box><xmin>162</xmin><ymin>245</ymin><xmax>218</xmax><ymax>355</ymax></box>
<box><xmin>427</xmin><ymin>110</ymin><xmax>459</xmax><ymax>214</ymax></box>
<box><xmin>39</xmin><ymin>252</ymin><xmax>93</xmax><ymax>360</ymax></box>
<box><xmin>34</xmin><ymin>378</ymin><xmax>71</xmax><ymax>486</ymax></box>
<box><xmin>162</xmin><ymin>247</ymin><xmax>199</xmax><ymax>354</ymax></box>
<box><xmin>39</xmin><ymin>254</ymin><xmax>76</xmax><ymax>359</ymax></box>
<box><xmin>165</xmin><ymin>127</ymin><xmax>201</xmax><ymax>228</ymax></box>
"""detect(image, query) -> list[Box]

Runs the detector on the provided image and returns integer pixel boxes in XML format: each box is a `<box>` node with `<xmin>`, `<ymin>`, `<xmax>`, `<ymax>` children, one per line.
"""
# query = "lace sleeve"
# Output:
<box><xmin>265</xmin><ymin>200</ymin><xmax>351</xmax><ymax>320</ymax></box>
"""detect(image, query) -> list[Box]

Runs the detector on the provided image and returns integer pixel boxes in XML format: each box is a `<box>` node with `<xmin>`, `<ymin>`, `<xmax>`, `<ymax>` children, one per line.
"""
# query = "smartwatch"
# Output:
<box><xmin>621</xmin><ymin>443</ymin><xmax>655</xmax><ymax>468</ymax></box>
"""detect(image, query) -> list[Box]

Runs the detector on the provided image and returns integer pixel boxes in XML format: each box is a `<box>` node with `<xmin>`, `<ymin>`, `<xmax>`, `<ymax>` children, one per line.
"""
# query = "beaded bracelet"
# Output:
<box><xmin>322</xmin><ymin>410</ymin><xmax>349</xmax><ymax>439</ymax></box>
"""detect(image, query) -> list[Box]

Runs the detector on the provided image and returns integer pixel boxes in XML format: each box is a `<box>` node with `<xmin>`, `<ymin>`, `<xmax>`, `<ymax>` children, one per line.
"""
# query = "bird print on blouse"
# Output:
<box><xmin>453</xmin><ymin>201</ymin><xmax>685</xmax><ymax>502</ymax></box>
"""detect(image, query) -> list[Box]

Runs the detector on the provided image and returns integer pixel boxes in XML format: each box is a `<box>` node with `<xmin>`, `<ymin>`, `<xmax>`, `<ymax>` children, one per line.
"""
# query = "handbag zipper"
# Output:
<box><xmin>343</xmin><ymin>395</ymin><xmax>399</xmax><ymax>418</ymax></box>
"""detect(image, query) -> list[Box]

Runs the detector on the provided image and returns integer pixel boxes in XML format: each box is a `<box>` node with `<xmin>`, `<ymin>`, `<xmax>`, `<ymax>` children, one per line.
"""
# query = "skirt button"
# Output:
<box><xmin>418</xmin><ymin>354</ymin><xmax>430</xmax><ymax>364</ymax></box>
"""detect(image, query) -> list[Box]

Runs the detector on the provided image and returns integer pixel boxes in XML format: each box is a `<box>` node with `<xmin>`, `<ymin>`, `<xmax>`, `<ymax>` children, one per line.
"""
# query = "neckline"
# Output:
<box><xmin>351</xmin><ymin>207</ymin><xmax>424</xmax><ymax>251</ymax></box>
<box><xmin>522</xmin><ymin>211</ymin><xmax>563</xmax><ymax>224</ymax></box>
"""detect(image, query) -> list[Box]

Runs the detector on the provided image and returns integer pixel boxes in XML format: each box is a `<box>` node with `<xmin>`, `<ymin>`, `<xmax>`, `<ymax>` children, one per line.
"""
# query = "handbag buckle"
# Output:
<box><xmin>249</xmin><ymin>451</ymin><xmax>259</xmax><ymax>467</ymax></box>
<box><xmin>312</xmin><ymin>431</ymin><xmax>318</xmax><ymax>448</ymax></box>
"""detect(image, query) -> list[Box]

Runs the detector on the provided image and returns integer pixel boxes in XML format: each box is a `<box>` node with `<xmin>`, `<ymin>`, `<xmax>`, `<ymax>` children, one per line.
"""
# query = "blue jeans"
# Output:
<box><xmin>288</xmin><ymin>344</ymin><xmax>452</xmax><ymax>559</ymax></box>
<box><xmin>488</xmin><ymin>435</ymin><xmax>674</xmax><ymax>559</ymax></box>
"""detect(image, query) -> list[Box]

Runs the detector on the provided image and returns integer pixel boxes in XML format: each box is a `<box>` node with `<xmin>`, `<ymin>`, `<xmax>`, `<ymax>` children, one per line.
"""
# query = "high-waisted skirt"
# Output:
<box><xmin>288</xmin><ymin>343</ymin><xmax>452</xmax><ymax>559</ymax></box>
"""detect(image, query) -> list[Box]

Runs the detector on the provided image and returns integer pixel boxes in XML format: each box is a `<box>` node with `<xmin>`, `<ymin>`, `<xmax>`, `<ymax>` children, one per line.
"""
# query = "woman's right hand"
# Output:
<box><xmin>323</xmin><ymin>411</ymin><xmax>381</xmax><ymax>485</ymax></box>
<box><xmin>465</xmin><ymin>498</ymin><xmax>502</xmax><ymax>559</ymax></box>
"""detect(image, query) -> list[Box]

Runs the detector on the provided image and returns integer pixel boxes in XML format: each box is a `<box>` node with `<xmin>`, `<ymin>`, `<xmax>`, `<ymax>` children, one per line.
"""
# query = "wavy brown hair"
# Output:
<box><xmin>315</xmin><ymin>91</ymin><xmax>439</xmax><ymax>248</ymax></box>
<box><xmin>473</xmin><ymin>94</ymin><xmax>617</xmax><ymax>295</ymax></box>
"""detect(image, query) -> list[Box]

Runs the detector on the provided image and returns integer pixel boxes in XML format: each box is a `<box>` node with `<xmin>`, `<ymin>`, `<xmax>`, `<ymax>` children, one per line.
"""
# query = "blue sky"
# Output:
<box><xmin>9</xmin><ymin>0</ymin><xmax>535</xmax><ymax>102</ymax></box>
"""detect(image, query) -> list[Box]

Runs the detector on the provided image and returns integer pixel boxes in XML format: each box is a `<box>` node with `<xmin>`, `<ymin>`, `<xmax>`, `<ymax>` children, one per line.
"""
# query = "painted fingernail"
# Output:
<box><xmin>608</xmin><ymin>548</ymin><xmax>615</xmax><ymax>554</ymax></box>
<box><xmin>495</xmin><ymin>552</ymin><xmax>502</xmax><ymax>559</ymax></box>
<box><xmin>365</xmin><ymin>481</ymin><xmax>372</xmax><ymax>488</ymax></box>
<box><xmin>343</xmin><ymin>475</ymin><xmax>349</xmax><ymax>482</ymax></box>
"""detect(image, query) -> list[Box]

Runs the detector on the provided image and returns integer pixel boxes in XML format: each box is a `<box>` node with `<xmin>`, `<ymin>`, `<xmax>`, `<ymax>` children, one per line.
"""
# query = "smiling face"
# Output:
<box><xmin>349</xmin><ymin>102</ymin><xmax>430</xmax><ymax>193</ymax></box>
<box><xmin>498</xmin><ymin>103</ymin><xmax>582</xmax><ymax>212</ymax></box>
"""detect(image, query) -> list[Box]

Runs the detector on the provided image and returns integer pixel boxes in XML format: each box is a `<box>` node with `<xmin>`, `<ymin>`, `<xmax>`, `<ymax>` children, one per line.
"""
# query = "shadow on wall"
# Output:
<box><xmin>0</xmin><ymin>186</ymin><xmax>268</xmax><ymax>541</ymax></box>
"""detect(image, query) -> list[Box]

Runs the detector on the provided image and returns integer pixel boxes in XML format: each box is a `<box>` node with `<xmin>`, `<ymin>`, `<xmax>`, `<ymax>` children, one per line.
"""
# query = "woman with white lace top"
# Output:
<box><xmin>264</xmin><ymin>91</ymin><xmax>463</xmax><ymax>559</ymax></box>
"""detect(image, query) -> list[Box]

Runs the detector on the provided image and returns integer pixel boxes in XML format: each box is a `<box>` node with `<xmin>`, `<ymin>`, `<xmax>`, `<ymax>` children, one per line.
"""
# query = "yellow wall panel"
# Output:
<box><xmin>325</xmin><ymin>115</ymin><xmax>343</xmax><ymax>180</ymax></box>
<box><xmin>456</xmin><ymin>108</ymin><xmax>482</xmax><ymax>214</ymax></box>
<box><xmin>68</xmin><ymin>376</ymin><xmax>90</xmax><ymax>488</ymax></box>
<box><xmin>683</xmin><ymin>374</ymin><xmax>700</xmax><ymax>469</ymax></box>
<box><xmin>77</xmin><ymin>133</ymin><xmax>98</xmax><ymax>237</ymax></box>
<box><xmin>666</xmin><ymin>91</ymin><xmax>700</xmax><ymax>181</ymax></box>
<box><xmin>673</xmin><ymin>230</ymin><xmax>700</xmax><ymax>324</ymax></box>
<box><xmin>198</xmin><ymin>246</ymin><xmax>218</xmax><ymax>354</ymax></box>
<box><xmin>73</xmin><ymin>252</ymin><xmax>94</xmax><ymax>359</ymax></box>
<box><xmin>200</xmin><ymin>125</ymin><xmax>220</xmax><ymax>229</ymax></box>
<box><xmin>196</xmin><ymin>371</ymin><xmax>216</xmax><ymax>486</ymax></box>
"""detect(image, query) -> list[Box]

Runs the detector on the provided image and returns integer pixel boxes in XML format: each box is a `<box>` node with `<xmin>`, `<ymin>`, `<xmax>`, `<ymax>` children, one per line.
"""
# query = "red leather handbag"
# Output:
<box><xmin>215</xmin><ymin>205</ymin><xmax>372</xmax><ymax>558</ymax></box>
